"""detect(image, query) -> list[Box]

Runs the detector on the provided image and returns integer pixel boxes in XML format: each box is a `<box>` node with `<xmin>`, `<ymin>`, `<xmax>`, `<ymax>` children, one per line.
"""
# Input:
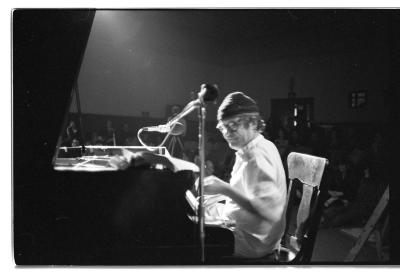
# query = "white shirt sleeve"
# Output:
<box><xmin>243</xmin><ymin>153</ymin><xmax>286</xmax><ymax>223</ymax></box>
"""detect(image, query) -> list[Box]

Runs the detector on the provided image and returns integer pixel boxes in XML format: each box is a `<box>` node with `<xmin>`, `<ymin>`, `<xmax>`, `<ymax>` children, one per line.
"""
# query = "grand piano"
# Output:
<box><xmin>13</xmin><ymin>10</ymin><xmax>233</xmax><ymax>265</ymax></box>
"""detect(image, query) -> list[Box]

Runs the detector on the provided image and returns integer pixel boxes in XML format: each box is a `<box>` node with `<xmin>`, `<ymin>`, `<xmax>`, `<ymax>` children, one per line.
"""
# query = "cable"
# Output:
<box><xmin>136</xmin><ymin>127</ymin><xmax>173</xmax><ymax>152</ymax></box>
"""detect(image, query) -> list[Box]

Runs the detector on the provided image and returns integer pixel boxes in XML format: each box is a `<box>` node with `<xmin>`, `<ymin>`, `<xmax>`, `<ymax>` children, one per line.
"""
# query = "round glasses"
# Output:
<box><xmin>216</xmin><ymin>117</ymin><xmax>246</xmax><ymax>133</ymax></box>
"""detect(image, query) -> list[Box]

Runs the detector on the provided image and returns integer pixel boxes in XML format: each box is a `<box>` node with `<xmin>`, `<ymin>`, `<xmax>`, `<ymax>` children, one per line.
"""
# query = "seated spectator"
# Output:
<box><xmin>101</xmin><ymin>120</ymin><xmax>116</xmax><ymax>146</ymax></box>
<box><xmin>345</xmin><ymin>145</ymin><xmax>367</xmax><ymax>202</ymax></box>
<box><xmin>131</xmin><ymin>132</ymin><xmax>159</xmax><ymax>147</ymax></box>
<box><xmin>327</xmin><ymin>128</ymin><xmax>343</xmax><ymax>151</ymax></box>
<box><xmin>368</xmin><ymin>130</ymin><xmax>387</xmax><ymax>166</ymax></box>
<box><xmin>193</xmin><ymin>137</ymin><xmax>219</xmax><ymax>177</ymax></box>
<box><xmin>262</xmin><ymin>127</ymin><xmax>272</xmax><ymax>140</ymax></box>
<box><xmin>125</xmin><ymin>136</ymin><xmax>138</xmax><ymax>146</ymax></box>
<box><xmin>321</xmin><ymin>163</ymin><xmax>386</xmax><ymax>228</ymax></box>
<box><xmin>91</xmin><ymin>131</ymin><xmax>105</xmax><ymax>145</ymax></box>
<box><xmin>287</xmin><ymin>128</ymin><xmax>313</xmax><ymax>154</ymax></box>
<box><xmin>62</xmin><ymin>120</ymin><xmax>79</xmax><ymax>146</ymax></box>
<box><xmin>204</xmin><ymin>136</ymin><xmax>235</xmax><ymax>179</ymax></box>
<box><xmin>182</xmin><ymin>140</ymin><xmax>197</xmax><ymax>162</ymax></box>
<box><xmin>309</xmin><ymin>129</ymin><xmax>327</xmax><ymax>157</ymax></box>
<box><xmin>118</xmin><ymin>123</ymin><xmax>134</xmax><ymax>145</ymax></box>
<box><xmin>71</xmin><ymin>138</ymin><xmax>80</xmax><ymax>147</ymax></box>
<box><xmin>343</xmin><ymin>126</ymin><xmax>359</xmax><ymax>153</ymax></box>
<box><xmin>205</xmin><ymin>160</ymin><xmax>215</xmax><ymax>176</ymax></box>
<box><xmin>274</xmin><ymin>127</ymin><xmax>289</xmax><ymax>159</ymax></box>
<box><xmin>321</xmin><ymin>158</ymin><xmax>351</xmax><ymax>209</ymax></box>
<box><xmin>288</xmin><ymin>128</ymin><xmax>301</xmax><ymax>148</ymax></box>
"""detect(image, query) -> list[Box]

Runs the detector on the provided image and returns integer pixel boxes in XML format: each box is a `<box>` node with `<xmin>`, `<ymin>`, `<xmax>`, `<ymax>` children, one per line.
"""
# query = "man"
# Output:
<box><xmin>203</xmin><ymin>92</ymin><xmax>287</xmax><ymax>258</ymax></box>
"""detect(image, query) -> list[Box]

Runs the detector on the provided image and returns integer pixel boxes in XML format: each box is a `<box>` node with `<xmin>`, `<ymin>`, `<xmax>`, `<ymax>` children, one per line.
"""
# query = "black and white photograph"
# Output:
<box><xmin>11</xmin><ymin>8</ymin><xmax>399</xmax><ymax>267</ymax></box>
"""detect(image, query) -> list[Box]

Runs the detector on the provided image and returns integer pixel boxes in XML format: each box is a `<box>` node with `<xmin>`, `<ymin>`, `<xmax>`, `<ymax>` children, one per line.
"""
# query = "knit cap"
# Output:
<box><xmin>217</xmin><ymin>92</ymin><xmax>259</xmax><ymax>121</ymax></box>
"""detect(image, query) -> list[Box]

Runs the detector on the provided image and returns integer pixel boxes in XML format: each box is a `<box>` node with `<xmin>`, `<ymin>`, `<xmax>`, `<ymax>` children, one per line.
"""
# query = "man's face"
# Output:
<box><xmin>217</xmin><ymin>114</ymin><xmax>257</xmax><ymax>150</ymax></box>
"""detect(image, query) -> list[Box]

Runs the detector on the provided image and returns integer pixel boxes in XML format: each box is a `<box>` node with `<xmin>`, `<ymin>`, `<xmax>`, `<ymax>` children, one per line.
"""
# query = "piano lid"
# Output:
<box><xmin>13</xmin><ymin>9</ymin><xmax>96</xmax><ymax>186</ymax></box>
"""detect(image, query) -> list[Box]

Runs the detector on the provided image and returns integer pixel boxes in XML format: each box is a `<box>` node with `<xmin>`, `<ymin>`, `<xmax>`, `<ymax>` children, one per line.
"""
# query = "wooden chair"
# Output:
<box><xmin>278</xmin><ymin>152</ymin><xmax>328</xmax><ymax>263</ymax></box>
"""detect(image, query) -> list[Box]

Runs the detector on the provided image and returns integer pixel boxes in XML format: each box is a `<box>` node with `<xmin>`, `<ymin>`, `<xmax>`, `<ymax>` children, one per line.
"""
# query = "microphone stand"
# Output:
<box><xmin>164</xmin><ymin>97</ymin><xmax>207</xmax><ymax>264</ymax></box>
<box><xmin>160</xmin><ymin>84</ymin><xmax>218</xmax><ymax>264</ymax></box>
<box><xmin>197</xmin><ymin>102</ymin><xmax>206</xmax><ymax>264</ymax></box>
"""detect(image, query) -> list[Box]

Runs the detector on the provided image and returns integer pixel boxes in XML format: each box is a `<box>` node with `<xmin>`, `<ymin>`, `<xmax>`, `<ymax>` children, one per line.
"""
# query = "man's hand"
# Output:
<box><xmin>203</xmin><ymin>175</ymin><xmax>230</xmax><ymax>195</ymax></box>
<box><xmin>109</xmin><ymin>155</ymin><xmax>130</xmax><ymax>170</ymax></box>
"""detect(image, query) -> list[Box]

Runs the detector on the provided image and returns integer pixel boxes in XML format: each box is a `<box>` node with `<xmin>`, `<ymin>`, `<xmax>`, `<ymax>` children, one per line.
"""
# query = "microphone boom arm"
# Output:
<box><xmin>166</xmin><ymin>100</ymin><xmax>200</xmax><ymax>128</ymax></box>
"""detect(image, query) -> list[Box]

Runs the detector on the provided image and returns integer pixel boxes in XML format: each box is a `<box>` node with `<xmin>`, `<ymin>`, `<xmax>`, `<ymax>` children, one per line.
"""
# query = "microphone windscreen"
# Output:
<box><xmin>200</xmin><ymin>84</ymin><xmax>219</xmax><ymax>102</ymax></box>
<box><xmin>170</xmin><ymin>122</ymin><xmax>185</xmax><ymax>136</ymax></box>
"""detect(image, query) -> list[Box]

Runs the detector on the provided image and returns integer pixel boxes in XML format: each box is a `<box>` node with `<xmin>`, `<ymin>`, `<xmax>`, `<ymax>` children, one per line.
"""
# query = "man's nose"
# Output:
<box><xmin>222</xmin><ymin>129</ymin><xmax>233</xmax><ymax>137</ymax></box>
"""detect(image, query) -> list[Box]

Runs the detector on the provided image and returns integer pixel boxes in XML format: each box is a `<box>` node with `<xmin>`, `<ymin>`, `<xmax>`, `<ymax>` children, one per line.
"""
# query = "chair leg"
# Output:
<box><xmin>344</xmin><ymin>187</ymin><xmax>389</xmax><ymax>262</ymax></box>
<box><xmin>376</xmin><ymin>215</ymin><xmax>389</xmax><ymax>261</ymax></box>
<box><xmin>374</xmin><ymin>229</ymin><xmax>383</xmax><ymax>260</ymax></box>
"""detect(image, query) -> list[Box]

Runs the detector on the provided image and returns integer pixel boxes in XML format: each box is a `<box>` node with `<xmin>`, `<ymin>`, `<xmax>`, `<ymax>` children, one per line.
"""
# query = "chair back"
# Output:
<box><xmin>281</xmin><ymin>152</ymin><xmax>328</xmax><ymax>263</ymax></box>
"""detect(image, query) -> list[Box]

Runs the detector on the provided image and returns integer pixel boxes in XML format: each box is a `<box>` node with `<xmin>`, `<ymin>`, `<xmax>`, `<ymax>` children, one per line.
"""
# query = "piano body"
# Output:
<box><xmin>13</xmin><ymin>10</ymin><xmax>232</xmax><ymax>265</ymax></box>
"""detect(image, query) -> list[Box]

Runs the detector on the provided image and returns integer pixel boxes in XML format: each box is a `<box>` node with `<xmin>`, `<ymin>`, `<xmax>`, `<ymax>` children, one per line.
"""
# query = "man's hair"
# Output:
<box><xmin>240</xmin><ymin>113</ymin><xmax>266</xmax><ymax>133</ymax></box>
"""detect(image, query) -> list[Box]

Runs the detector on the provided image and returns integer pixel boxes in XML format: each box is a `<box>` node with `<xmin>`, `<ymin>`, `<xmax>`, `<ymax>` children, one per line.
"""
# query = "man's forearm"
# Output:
<box><xmin>222</xmin><ymin>186</ymin><xmax>258</xmax><ymax>215</ymax></box>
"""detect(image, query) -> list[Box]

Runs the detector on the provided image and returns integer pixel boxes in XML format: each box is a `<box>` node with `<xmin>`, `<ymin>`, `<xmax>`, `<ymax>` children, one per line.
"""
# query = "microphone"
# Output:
<box><xmin>141</xmin><ymin>84</ymin><xmax>218</xmax><ymax>139</ymax></box>
<box><xmin>165</xmin><ymin>83</ymin><xmax>219</xmax><ymax>127</ymax></box>
<box><xmin>142</xmin><ymin>121</ymin><xmax>185</xmax><ymax>136</ymax></box>
<box><xmin>198</xmin><ymin>83</ymin><xmax>219</xmax><ymax>102</ymax></box>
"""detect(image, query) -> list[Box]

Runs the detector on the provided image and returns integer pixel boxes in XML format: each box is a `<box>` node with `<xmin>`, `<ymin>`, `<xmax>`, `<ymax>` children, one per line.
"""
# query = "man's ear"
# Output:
<box><xmin>250</xmin><ymin>119</ymin><xmax>258</xmax><ymax>131</ymax></box>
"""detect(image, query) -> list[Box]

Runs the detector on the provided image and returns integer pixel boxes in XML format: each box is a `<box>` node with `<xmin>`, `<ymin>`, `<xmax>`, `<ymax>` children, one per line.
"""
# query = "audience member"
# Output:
<box><xmin>274</xmin><ymin>127</ymin><xmax>289</xmax><ymax>159</ymax></box>
<box><xmin>71</xmin><ymin>138</ymin><xmax>80</xmax><ymax>147</ymax></box>
<box><xmin>288</xmin><ymin>128</ymin><xmax>301</xmax><ymax>147</ymax></box>
<box><xmin>321</xmin><ymin>157</ymin><xmax>351</xmax><ymax>209</ymax></box>
<box><xmin>343</xmin><ymin>145</ymin><xmax>367</xmax><ymax>202</ymax></box>
<box><xmin>321</xmin><ymin>162</ymin><xmax>386</xmax><ymax>228</ymax></box>
<box><xmin>102</xmin><ymin>120</ymin><xmax>116</xmax><ymax>146</ymax></box>
<box><xmin>62</xmin><ymin>120</ymin><xmax>79</xmax><ymax>146</ymax></box>
<box><xmin>343</xmin><ymin>126</ymin><xmax>359</xmax><ymax>153</ymax></box>
<box><xmin>166</xmin><ymin>105</ymin><xmax>186</xmax><ymax>158</ymax></box>
<box><xmin>368</xmin><ymin>130</ymin><xmax>387</xmax><ymax>166</ymax></box>
<box><xmin>309</xmin><ymin>128</ymin><xmax>327</xmax><ymax>157</ymax></box>
<box><xmin>168</xmin><ymin>105</ymin><xmax>187</xmax><ymax>137</ymax></box>
<box><xmin>182</xmin><ymin>141</ymin><xmax>197</xmax><ymax>162</ymax></box>
<box><xmin>91</xmin><ymin>131</ymin><xmax>105</xmax><ymax>145</ymax></box>
<box><xmin>118</xmin><ymin>123</ymin><xmax>134</xmax><ymax>145</ymax></box>
<box><xmin>193</xmin><ymin>136</ymin><xmax>218</xmax><ymax>177</ymax></box>
<box><xmin>287</xmin><ymin>127</ymin><xmax>314</xmax><ymax>155</ymax></box>
<box><xmin>327</xmin><ymin>128</ymin><xmax>343</xmax><ymax>151</ymax></box>
<box><xmin>262</xmin><ymin>128</ymin><xmax>272</xmax><ymax>140</ymax></box>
